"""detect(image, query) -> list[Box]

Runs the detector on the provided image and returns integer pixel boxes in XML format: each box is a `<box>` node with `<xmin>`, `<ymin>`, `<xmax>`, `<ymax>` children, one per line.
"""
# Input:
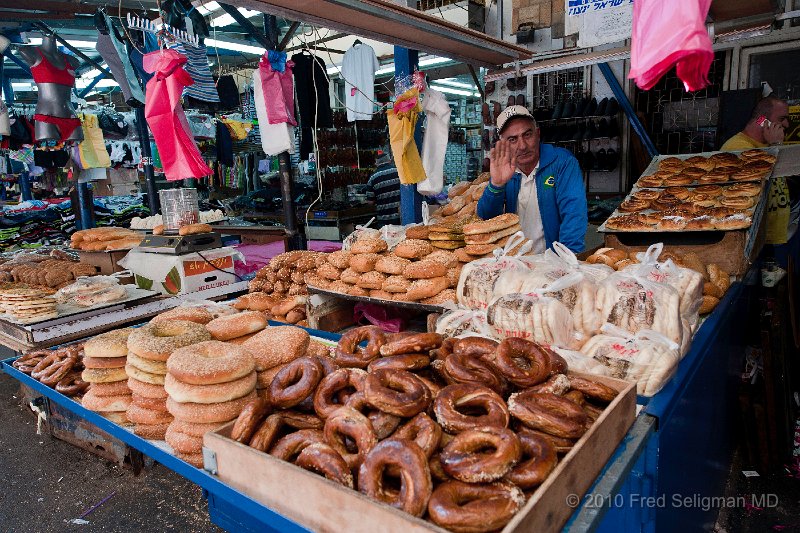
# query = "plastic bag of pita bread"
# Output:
<box><xmin>624</xmin><ymin>243</ymin><xmax>704</xmax><ymax>329</ymax></box>
<box><xmin>579</xmin><ymin>325</ymin><xmax>681</xmax><ymax>396</ymax></box>
<box><xmin>486</xmin><ymin>290</ymin><xmax>578</xmax><ymax>349</ymax></box>
<box><xmin>456</xmin><ymin>232</ymin><xmax>533</xmax><ymax>310</ymax></box>
<box><xmin>595</xmin><ymin>269</ymin><xmax>684</xmax><ymax>345</ymax></box>
<box><xmin>435</xmin><ymin>307</ymin><xmax>493</xmax><ymax>339</ymax></box>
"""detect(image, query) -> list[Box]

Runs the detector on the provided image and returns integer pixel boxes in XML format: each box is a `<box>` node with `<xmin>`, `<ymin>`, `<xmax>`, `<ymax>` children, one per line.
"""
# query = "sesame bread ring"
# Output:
<box><xmin>403</xmin><ymin>260</ymin><xmax>447</xmax><ymax>280</ymax></box>
<box><xmin>394</xmin><ymin>239</ymin><xmax>434</xmax><ymax>259</ymax></box>
<box><xmin>406</xmin><ymin>276</ymin><xmax>450</xmax><ymax>301</ymax></box>
<box><xmin>92</xmin><ymin>380</ymin><xmax>132</xmax><ymax>397</ymax></box>
<box><xmin>428</xmin><ymin>480</ymin><xmax>524</xmax><ymax>533</ymax></box>
<box><xmin>463</xmin><ymin>213</ymin><xmax>519</xmax><ymax>235</ymax></box>
<box><xmin>127</xmin><ymin>321</ymin><xmax>212</xmax><ymax>362</ymax></box>
<box><xmin>126</xmin><ymin>403</ymin><xmax>173</xmax><ymax>425</ymax></box>
<box><xmin>81</xmin><ymin>390</ymin><xmax>132</xmax><ymax>412</ymax></box>
<box><xmin>167</xmin><ymin>341</ymin><xmax>255</xmax><ymax>386</ymax></box>
<box><xmin>374</xmin><ymin>255</ymin><xmax>411</xmax><ymax>275</ymax></box>
<box><xmin>133</xmin><ymin>422</ymin><xmax>170</xmax><ymax>440</ymax></box>
<box><xmin>165</xmin><ymin>371</ymin><xmax>256</xmax><ymax>404</ymax></box>
<box><xmin>242</xmin><ymin>326</ymin><xmax>310</xmax><ymax>371</ymax></box>
<box><xmin>166</xmin><ymin>390</ymin><xmax>257</xmax><ymax>423</ymax></box>
<box><xmin>404</xmin><ymin>225</ymin><xmax>431</xmax><ymax>239</ymax></box>
<box><xmin>349</xmin><ymin>253</ymin><xmax>381</xmax><ymax>273</ymax></box>
<box><xmin>84</xmin><ymin>328</ymin><xmax>133</xmax><ymax>358</ymax></box>
<box><xmin>127</xmin><ymin>351</ymin><xmax>167</xmax><ymax>376</ymax></box>
<box><xmin>171</xmin><ymin>419</ymin><xmax>228</xmax><ymax>438</ymax></box>
<box><xmin>82</xmin><ymin>367</ymin><xmax>129</xmax><ymax>384</ymax></box>
<box><xmin>131</xmin><ymin>394</ymin><xmax>168</xmax><ymax>412</ymax></box>
<box><xmin>126</xmin><ymin>364</ymin><xmax>165</xmax><ymax>385</ymax></box>
<box><xmin>83</xmin><ymin>355</ymin><xmax>127</xmax><ymax>369</ymax></box>
<box><xmin>350</xmin><ymin>238</ymin><xmax>388</xmax><ymax>254</ymax></box>
<box><xmin>127</xmin><ymin>377</ymin><xmax>168</xmax><ymax>399</ymax></box>
<box><xmin>205</xmin><ymin>311</ymin><xmax>268</xmax><ymax>341</ymax></box>
<box><xmin>150</xmin><ymin>306</ymin><xmax>214</xmax><ymax>325</ymax></box>
<box><xmin>440</xmin><ymin>426</ymin><xmax>522</xmax><ymax>483</ymax></box>
<box><xmin>165</xmin><ymin>424</ymin><xmax>203</xmax><ymax>454</ymax></box>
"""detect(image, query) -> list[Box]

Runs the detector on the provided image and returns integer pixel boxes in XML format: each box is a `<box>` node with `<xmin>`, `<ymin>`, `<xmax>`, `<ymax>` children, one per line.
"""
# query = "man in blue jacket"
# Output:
<box><xmin>477</xmin><ymin>105</ymin><xmax>587</xmax><ymax>253</ymax></box>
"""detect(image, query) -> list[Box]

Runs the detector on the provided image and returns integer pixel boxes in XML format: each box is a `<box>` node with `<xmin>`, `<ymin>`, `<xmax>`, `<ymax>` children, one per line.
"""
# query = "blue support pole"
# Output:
<box><xmin>597</xmin><ymin>62</ymin><xmax>659</xmax><ymax>159</ymax></box>
<box><xmin>2</xmin><ymin>77</ymin><xmax>12</xmax><ymax>103</ymax></box>
<box><xmin>4</xmin><ymin>53</ymin><xmax>31</xmax><ymax>78</ymax></box>
<box><xmin>394</xmin><ymin>45</ymin><xmax>423</xmax><ymax>225</ymax></box>
<box><xmin>19</xmin><ymin>171</ymin><xmax>32</xmax><ymax>201</ymax></box>
<box><xmin>79</xmin><ymin>72</ymin><xmax>106</xmax><ymax>98</ymax></box>
<box><xmin>76</xmin><ymin>182</ymin><xmax>95</xmax><ymax>230</ymax></box>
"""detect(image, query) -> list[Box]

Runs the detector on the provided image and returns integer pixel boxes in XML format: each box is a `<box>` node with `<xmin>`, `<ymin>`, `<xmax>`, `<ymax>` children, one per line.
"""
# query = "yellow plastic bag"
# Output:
<box><xmin>766</xmin><ymin>177</ymin><xmax>790</xmax><ymax>245</ymax></box>
<box><xmin>387</xmin><ymin>88</ymin><xmax>427</xmax><ymax>185</ymax></box>
<box><xmin>78</xmin><ymin>114</ymin><xmax>111</xmax><ymax>169</ymax></box>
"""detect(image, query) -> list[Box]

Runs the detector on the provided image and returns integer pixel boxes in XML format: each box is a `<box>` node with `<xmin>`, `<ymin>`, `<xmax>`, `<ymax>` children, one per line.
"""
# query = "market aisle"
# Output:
<box><xmin>0</xmin><ymin>372</ymin><xmax>220</xmax><ymax>533</ymax></box>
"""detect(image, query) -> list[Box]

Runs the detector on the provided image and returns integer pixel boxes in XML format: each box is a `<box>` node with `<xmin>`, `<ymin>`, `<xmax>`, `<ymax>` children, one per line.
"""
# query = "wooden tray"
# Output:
<box><xmin>203</xmin><ymin>372</ymin><xmax>636</xmax><ymax>533</ymax></box>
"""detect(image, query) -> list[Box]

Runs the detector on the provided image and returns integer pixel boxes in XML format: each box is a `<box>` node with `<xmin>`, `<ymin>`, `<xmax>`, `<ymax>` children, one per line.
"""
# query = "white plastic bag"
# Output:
<box><xmin>551</xmin><ymin>346</ymin><xmax>612</xmax><ymax>376</ymax></box>
<box><xmin>627</xmin><ymin>243</ymin><xmax>704</xmax><ymax>327</ymax></box>
<box><xmin>342</xmin><ymin>218</ymin><xmax>381</xmax><ymax>251</ymax></box>
<box><xmin>435</xmin><ymin>307</ymin><xmax>493</xmax><ymax>339</ymax></box>
<box><xmin>455</xmin><ymin>233</ymin><xmax>533</xmax><ymax>309</ymax></box>
<box><xmin>579</xmin><ymin>325</ymin><xmax>681</xmax><ymax>396</ymax></box>
<box><xmin>486</xmin><ymin>290</ymin><xmax>577</xmax><ymax>348</ymax></box>
<box><xmin>596</xmin><ymin>268</ymin><xmax>684</xmax><ymax>345</ymax></box>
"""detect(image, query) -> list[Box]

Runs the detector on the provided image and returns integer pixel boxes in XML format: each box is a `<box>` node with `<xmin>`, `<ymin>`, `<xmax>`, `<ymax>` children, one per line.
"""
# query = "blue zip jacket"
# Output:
<box><xmin>477</xmin><ymin>144</ymin><xmax>587</xmax><ymax>253</ymax></box>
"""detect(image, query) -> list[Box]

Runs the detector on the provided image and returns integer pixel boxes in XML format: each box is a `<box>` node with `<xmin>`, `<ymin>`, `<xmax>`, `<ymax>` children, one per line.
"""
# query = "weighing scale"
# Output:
<box><xmin>135</xmin><ymin>232</ymin><xmax>223</xmax><ymax>255</ymax></box>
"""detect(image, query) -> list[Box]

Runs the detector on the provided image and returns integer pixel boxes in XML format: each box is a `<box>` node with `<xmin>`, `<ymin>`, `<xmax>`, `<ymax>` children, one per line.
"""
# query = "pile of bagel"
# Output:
<box><xmin>246</xmin><ymin>251</ymin><xmax>326</xmax><ymax>324</ymax></box>
<box><xmin>229</xmin><ymin>328</ymin><xmax>620</xmax><ymax>532</ymax></box>
<box><xmin>586</xmin><ymin>247</ymin><xmax>730</xmax><ymax>314</ymax></box>
<box><xmin>307</xmin><ymin>234</ymin><xmax>460</xmax><ymax>305</ymax></box>
<box><xmin>429</xmin><ymin>173</ymin><xmax>490</xmax><ymax>224</ymax></box>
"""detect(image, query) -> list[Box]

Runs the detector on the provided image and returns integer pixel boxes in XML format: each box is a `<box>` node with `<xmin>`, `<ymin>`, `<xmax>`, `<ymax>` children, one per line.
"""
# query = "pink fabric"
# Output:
<box><xmin>143</xmin><ymin>49</ymin><xmax>213</xmax><ymax>181</ymax></box>
<box><xmin>628</xmin><ymin>0</ymin><xmax>714</xmax><ymax>92</ymax></box>
<box><xmin>259</xmin><ymin>55</ymin><xmax>297</xmax><ymax>126</ymax></box>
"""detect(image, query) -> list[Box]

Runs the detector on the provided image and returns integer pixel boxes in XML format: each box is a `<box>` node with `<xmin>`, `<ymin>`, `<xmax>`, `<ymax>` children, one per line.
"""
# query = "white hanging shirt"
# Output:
<box><xmin>341</xmin><ymin>43</ymin><xmax>379</xmax><ymax>122</ymax></box>
<box><xmin>517</xmin><ymin>166</ymin><xmax>546</xmax><ymax>254</ymax></box>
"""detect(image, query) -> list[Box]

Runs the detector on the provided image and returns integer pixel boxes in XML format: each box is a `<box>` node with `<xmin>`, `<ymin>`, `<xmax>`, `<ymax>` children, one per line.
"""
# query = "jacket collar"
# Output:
<box><xmin>537</xmin><ymin>143</ymin><xmax>557</xmax><ymax>170</ymax></box>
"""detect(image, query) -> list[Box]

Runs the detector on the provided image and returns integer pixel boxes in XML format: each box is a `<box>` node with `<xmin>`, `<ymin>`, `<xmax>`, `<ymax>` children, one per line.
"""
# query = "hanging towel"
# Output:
<box><xmin>253</xmin><ymin>72</ymin><xmax>295</xmax><ymax>156</ymax></box>
<box><xmin>78</xmin><ymin>113</ymin><xmax>111</xmax><ymax>169</ymax></box>
<box><xmin>387</xmin><ymin>88</ymin><xmax>426</xmax><ymax>185</ymax></box>
<box><xmin>418</xmin><ymin>88</ymin><xmax>451</xmax><ymax>195</ymax></box>
<box><xmin>169</xmin><ymin>42</ymin><xmax>220</xmax><ymax>103</ymax></box>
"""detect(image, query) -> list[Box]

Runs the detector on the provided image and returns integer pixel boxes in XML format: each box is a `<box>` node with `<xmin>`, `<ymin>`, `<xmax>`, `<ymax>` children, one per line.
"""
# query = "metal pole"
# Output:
<box><xmin>76</xmin><ymin>181</ymin><xmax>95</xmax><ymax>229</ymax></box>
<box><xmin>19</xmin><ymin>171</ymin><xmax>32</xmax><ymax>201</ymax></box>
<box><xmin>134</xmin><ymin>106</ymin><xmax>159</xmax><ymax>214</ymax></box>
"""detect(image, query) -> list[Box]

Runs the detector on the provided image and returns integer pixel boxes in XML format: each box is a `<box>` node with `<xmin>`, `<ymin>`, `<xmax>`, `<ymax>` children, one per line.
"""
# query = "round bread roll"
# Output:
<box><xmin>383</xmin><ymin>275</ymin><xmax>411</xmax><ymax>293</ymax></box>
<box><xmin>126</xmin><ymin>364</ymin><xmax>166</xmax><ymax>385</ymax></box>
<box><xmin>83</xmin><ymin>355</ymin><xmax>127</xmax><ymax>370</ymax></box>
<box><xmin>327</xmin><ymin>250</ymin><xmax>353</xmax><ymax>269</ymax></box>
<box><xmin>406</xmin><ymin>277</ymin><xmax>450</xmax><ymax>301</ymax></box>
<box><xmin>425</xmin><ymin>250</ymin><xmax>458</xmax><ymax>268</ymax></box>
<box><xmin>349</xmin><ymin>253</ymin><xmax>381</xmax><ymax>273</ymax></box>
<box><xmin>375</xmin><ymin>255</ymin><xmax>411</xmax><ymax>275</ymax></box>
<box><xmin>165</xmin><ymin>424</ymin><xmax>204</xmax><ymax>454</ymax></box>
<box><xmin>318</xmin><ymin>262</ymin><xmax>343</xmax><ymax>281</ymax></box>
<box><xmin>404</xmin><ymin>225</ymin><xmax>431</xmax><ymax>240</ymax></box>
<box><xmin>150</xmin><ymin>306</ymin><xmax>214</xmax><ymax>325</ymax></box>
<box><xmin>403</xmin><ymin>260</ymin><xmax>447</xmax><ymax>279</ymax></box>
<box><xmin>84</xmin><ymin>328</ymin><xmax>133</xmax><ymax>358</ymax></box>
<box><xmin>133</xmin><ymin>422</ymin><xmax>170</xmax><ymax>440</ymax></box>
<box><xmin>167</xmin><ymin>341</ymin><xmax>256</xmax><ymax>385</ymax></box>
<box><xmin>421</xmin><ymin>288</ymin><xmax>457</xmax><ymax>305</ymax></box>
<box><xmin>131</xmin><ymin>394</ymin><xmax>168</xmax><ymax>412</ymax></box>
<box><xmin>128</xmin><ymin>321</ymin><xmax>212</xmax><ymax>362</ymax></box>
<box><xmin>242</xmin><ymin>326</ymin><xmax>311</xmax><ymax>371</ymax></box>
<box><xmin>234</xmin><ymin>293</ymin><xmax>277</xmax><ymax>312</ymax></box>
<box><xmin>226</xmin><ymin>332</ymin><xmax>260</xmax><ymax>345</ymax></box>
<box><xmin>91</xmin><ymin>380</ymin><xmax>131</xmax><ymax>397</ymax></box>
<box><xmin>357</xmin><ymin>271</ymin><xmax>387</xmax><ymax>289</ymax></box>
<box><xmin>205</xmin><ymin>311</ymin><xmax>268</xmax><ymax>341</ymax></box>
<box><xmin>165</xmin><ymin>371</ymin><xmax>256</xmax><ymax>404</ymax></box>
<box><xmin>328</xmin><ymin>280</ymin><xmax>352</xmax><ymax>294</ymax></box>
<box><xmin>126</xmin><ymin>403</ymin><xmax>173</xmax><ymax>425</ymax></box>
<box><xmin>370</xmin><ymin>290</ymin><xmax>394</xmax><ymax>300</ymax></box>
<box><xmin>350</xmin><ymin>238</ymin><xmax>388</xmax><ymax>254</ymax></box>
<box><xmin>394</xmin><ymin>239</ymin><xmax>433</xmax><ymax>259</ymax></box>
<box><xmin>347</xmin><ymin>285</ymin><xmax>369</xmax><ymax>296</ymax></box>
<box><xmin>340</xmin><ymin>267</ymin><xmax>362</xmax><ymax>284</ymax></box>
<box><xmin>166</xmin><ymin>390</ymin><xmax>258</xmax><ymax>423</ymax></box>
<box><xmin>127</xmin><ymin>377</ymin><xmax>168</xmax><ymax>399</ymax></box>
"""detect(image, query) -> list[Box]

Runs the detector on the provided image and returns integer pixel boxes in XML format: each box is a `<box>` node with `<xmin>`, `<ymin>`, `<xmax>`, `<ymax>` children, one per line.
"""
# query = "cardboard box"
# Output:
<box><xmin>76</xmin><ymin>249</ymin><xmax>131</xmax><ymax>275</ymax></box>
<box><xmin>120</xmin><ymin>247</ymin><xmax>241</xmax><ymax>296</ymax></box>
<box><xmin>512</xmin><ymin>0</ymin><xmax>552</xmax><ymax>33</ymax></box>
<box><xmin>203</xmin><ymin>373</ymin><xmax>636</xmax><ymax>533</ymax></box>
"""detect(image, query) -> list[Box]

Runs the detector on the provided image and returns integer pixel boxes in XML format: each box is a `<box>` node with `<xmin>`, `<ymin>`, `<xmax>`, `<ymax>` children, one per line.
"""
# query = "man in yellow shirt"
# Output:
<box><xmin>722</xmin><ymin>96</ymin><xmax>795</xmax><ymax>268</ymax></box>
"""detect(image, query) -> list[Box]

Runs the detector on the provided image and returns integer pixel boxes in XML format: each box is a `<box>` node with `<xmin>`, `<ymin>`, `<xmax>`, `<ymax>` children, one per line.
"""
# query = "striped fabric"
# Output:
<box><xmin>169</xmin><ymin>43</ymin><xmax>220</xmax><ymax>103</ymax></box>
<box><xmin>366</xmin><ymin>163</ymin><xmax>401</xmax><ymax>225</ymax></box>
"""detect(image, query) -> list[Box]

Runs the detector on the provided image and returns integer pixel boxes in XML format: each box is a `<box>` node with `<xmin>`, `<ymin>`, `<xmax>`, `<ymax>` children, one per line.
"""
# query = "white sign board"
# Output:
<box><xmin>566</xmin><ymin>0</ymin><xmax>634</xmax><ymax>48</ymax></box>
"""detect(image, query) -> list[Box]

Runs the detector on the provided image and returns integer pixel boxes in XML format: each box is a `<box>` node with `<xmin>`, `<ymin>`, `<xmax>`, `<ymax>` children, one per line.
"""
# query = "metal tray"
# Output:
<box><xmin>307</xmin><ymin>285</ymin><xmax>449</xmax><ymax>313</ymax></box>
<box><xmin>636</xmin><ymin>147</ymin><xmax>778</xmax><ymax>188</ymax></box>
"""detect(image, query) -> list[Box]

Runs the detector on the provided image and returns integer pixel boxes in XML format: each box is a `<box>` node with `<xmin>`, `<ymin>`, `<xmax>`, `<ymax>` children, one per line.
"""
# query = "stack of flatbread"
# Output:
<box><xmin>459</xmin><ymin>214</ymin><xmax>531</xmax><ymax>260</ymax></box>
<box><xmin>0</xmin><ymin>287</ymin><xmax>58</xmax><ymax>323</ymax></box>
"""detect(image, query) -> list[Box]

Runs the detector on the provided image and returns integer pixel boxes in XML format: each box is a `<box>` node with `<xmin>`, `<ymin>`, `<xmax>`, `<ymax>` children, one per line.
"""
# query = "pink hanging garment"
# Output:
<box><xmin>143</xmin><ymin>49</ymin><xmax>212</xmax><ymax>181</ymax></box>
<box><xmin>259</xmin><ymin>54</ymin><xmax>297</xmax><ymax>125</ymax></box>
<box><xmin>628</xmin><ymin>0</ymin><xmax>714</xmax><ymax>92</ymax></box>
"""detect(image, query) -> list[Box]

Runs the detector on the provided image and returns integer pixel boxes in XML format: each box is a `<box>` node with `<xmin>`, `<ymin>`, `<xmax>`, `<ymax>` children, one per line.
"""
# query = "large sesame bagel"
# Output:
<box><xmin>166</xmin><ymin>341</ymin><xmax>255</xmax><ymax>385</ymax></box>
<box><xmin>205</xmin><ymin>311</ymin><xmax>268</xmax><ymax>341</ymax></box>
<box><xmin>150</xmin><ymin>306</ymin><xmax>214</xmax><ymax>325</ymax></box>
<box><xmin>164</xmin><ymin>371</ymin><xmax>257</xmax><ymax>404</ymax></box>
<box><xmin>84</xmin><ymin>328</ymin><xmax>133</xmax><ymax>358</ymax></box>
<box><xmin>242</xmin><ymin>326</ymin><xmax>310</xmax><ymax>371</ymax></box>
<box><xmin>166</xmin><ymin>390</ymin><xmax>257</xmax><ymax>423</ymax></box>
<box><xmin>127</xmin><ymin>321</ymin><xmax>211</xmax><ymax>362</ymax></box>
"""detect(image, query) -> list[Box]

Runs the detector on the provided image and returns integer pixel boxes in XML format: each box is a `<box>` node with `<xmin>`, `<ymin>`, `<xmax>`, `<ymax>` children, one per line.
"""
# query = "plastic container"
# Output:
<box><xmin>159</xmin><ymin>188</ymin><xmax>199</xmax><ymax>232</ymax></box>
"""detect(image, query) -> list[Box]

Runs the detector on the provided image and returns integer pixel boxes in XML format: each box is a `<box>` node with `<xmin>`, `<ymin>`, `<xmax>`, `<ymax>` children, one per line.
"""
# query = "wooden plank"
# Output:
<box><xmin>204</xmin><ymin>373</ymin><xmax>636</xmax><ymax>532</ymax></box>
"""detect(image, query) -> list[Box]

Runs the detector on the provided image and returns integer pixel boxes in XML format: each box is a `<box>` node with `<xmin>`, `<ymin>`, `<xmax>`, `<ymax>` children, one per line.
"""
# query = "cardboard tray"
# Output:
<box><xmin>203</xmin><ymin>372</ymin><xmax>636</xmax><ymax>533</ymax></box>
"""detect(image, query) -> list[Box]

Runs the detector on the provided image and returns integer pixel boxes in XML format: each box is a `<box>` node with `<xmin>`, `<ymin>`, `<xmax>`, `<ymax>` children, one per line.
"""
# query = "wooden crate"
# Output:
<box><xmin>203</xmin><ymin>373</ymin><xmax>636</xmax><ymax>533</ymax></box>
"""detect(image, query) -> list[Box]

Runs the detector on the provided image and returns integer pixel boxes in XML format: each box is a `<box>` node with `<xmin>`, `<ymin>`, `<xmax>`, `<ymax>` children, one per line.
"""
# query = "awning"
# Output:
<box><xmin>236</xmin><ymin>0</ymin><xmax>532</xmax><ymax>67</ymax></box>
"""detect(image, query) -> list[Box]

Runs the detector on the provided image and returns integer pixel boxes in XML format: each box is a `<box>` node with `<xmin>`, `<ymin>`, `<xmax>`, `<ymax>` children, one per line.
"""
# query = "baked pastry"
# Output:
<box><xmin>658</xmin><ymin>157</ymin><xmax>686</xmax><ymax>171</ymax></box>
<box><xmin>404</xmin><ymin>225</ymin><xmax>431</xmax><ymax>240</ymax></box>
<box><xmin>685</xmin><ymin>156</ymin><xmax>715</xmax><ymax>171</ymax></box>
<box><xmin>722</xmin><ymin>183</ymin><xmax>761</xmax><ymax>198</ymax></box>
<box><xmin>663</xmin><ymin>186</ymin><xmax>691</xmax><ymax>200</ymax></box>
<box><xmin>699</xmin><ymin>171</ymin><xmax>731</xmax><ymax>184</ymax></box>
<box><xmin>656</xmin><ymin>216</ymin><xmax>687</xmax><ymax>231</ymax></box>
<box><xmin>463</xmin><ymin>213</ymin><xmax>519</xmax><ymax>235</ymax></box>
<box><xmin>618</xmin><ymin>198</ymin><xmax>650</xmax><ymax>213</ymax></box>
<box><xmin>687</xmin><ymin>193</ymin><xmax>717</xmax><ymax>208</ymax></box>
<box><xmin>605</xmin><ymin>214</ymin><xmax>651</xmax><ymax>231</ymax></box>
<box><xmin>349</xmin><ymin>253</ymin><xmax>381</xmax><ymax>273</ymax></box>
<box><xmin>631</xmin><ymin>189</ymin><xmax>662</xmax><ymax>202</ymax></box>
<box><xmin>357</xmin><ymin>271</ymin><xmax>387</xmax><ymax>290</ymax></box>
<box><xmin>664</xmin><ymin>174</ymin><xmax>695</xmax><ymax>186</ymax></box>
<box><xmin>684</xmin><ymin>216</ymin><xmax>715</xmax><ymax>230</ymax></box>
<box><xmin>714</xmin><ymin>214</ymin><xmax>752</xmax><ymax>230</ymax></box>
<box><xmin>693</xmin><ymin>184</ymin><xmax>723</xmax><ymax>196</ymax></box>
<box><xmin>636</xmin><ymin>175</ymin><xmax>664</xmax><ymax>188</ymax></box>
<box><xmin>394</xmin><ymin>239</ymin><xmax>433</xmax><ymax>259</ymax></box>
<box><xmin>374</xmin><ymin>255</ymin><xmax>411</xmax><ymax>275</ymax></box>
<box><xmin>720</xmin><ymin>196</ymin><xmax>755</xmax><ymax>209</ymax></box>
